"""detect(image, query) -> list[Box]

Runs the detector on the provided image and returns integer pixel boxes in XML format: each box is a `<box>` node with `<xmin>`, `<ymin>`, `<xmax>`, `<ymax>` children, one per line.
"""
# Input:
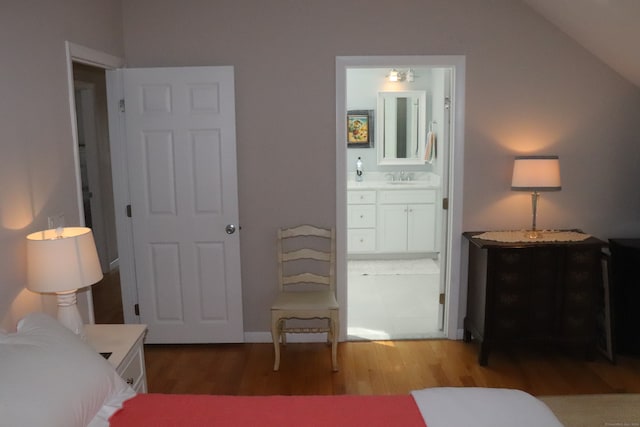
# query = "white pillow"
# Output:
<box><xmin>411</xmin><ymin>387</ymin><xmax>564</xmax><ymax>427</ymax></box>
<box><xmin>0</xmin><ymin>313</ymin><xmax>135</xmax><ymax>427</ymax></box>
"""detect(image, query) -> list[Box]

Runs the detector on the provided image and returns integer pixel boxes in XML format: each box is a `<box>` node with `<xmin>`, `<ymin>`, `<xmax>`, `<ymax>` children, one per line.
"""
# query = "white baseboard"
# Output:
<box><xmin>244</xmin><ymin>330</ymin><xmax>464</xmax><ymax>343</ymax></box>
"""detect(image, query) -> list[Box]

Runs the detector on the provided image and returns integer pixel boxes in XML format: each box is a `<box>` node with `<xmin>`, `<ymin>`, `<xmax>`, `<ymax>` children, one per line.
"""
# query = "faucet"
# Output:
<box><xmin>398</xmin><ymin>171</ymin><xmax>414</xmax><ymax>181</ymax></box>
<box><xmin>385</xmin><ymin>172</ymin><xmax>395</xmax><ymax>182</ymax></box>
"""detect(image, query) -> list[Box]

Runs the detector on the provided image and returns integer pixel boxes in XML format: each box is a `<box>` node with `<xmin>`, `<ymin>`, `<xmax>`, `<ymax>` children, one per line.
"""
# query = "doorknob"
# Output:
<box><xmin>225</xmin><ymin>224</ymin><xmax>236</xmax><ymax>234</ymax></box>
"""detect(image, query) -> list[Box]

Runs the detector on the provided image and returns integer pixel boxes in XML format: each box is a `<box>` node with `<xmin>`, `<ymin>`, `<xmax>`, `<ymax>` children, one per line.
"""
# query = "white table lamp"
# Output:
<box><xmin>511</xmin><ymin>155</ymin><xmax>561</xmax><ymax>239</ymax></box>
<box><xmin>26</xmin><ymin>227</ymin><xmax>103</xmax><ymax>339</ymax></box>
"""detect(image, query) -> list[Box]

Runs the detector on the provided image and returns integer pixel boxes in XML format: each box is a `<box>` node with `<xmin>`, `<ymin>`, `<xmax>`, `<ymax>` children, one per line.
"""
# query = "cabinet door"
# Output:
<box><xmin>377</xmin><ymin>204</ymin><xmax>408</xmax><ymax>252</ymax></box>
<box><xmin>407</xmin><ymin>203</ymin><xmax>436</xmax><ymax>252</ymax></box>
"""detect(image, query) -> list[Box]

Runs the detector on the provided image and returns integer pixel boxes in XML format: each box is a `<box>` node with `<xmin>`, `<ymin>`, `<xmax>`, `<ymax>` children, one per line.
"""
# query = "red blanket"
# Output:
<box><xmin>110</xmin><ymin>394</ymin><xmax>426</xmax><ymax>426</ymax></box>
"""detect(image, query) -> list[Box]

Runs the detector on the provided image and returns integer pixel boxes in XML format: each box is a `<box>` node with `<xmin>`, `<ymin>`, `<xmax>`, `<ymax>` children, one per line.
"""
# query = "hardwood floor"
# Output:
<box><xmin>96</xmin><ymin>269</ymin><xmax>639</xmax><ymax>397</ymax></box>
<box><xmin>144</xmin><ymin>340</ymin><xmax>640</xmax><ymax>397</ymax></box>
<box><xmin>92</xmin><ymin>269</ymin><xmax>124</xmax><ymax>324</ymax></box>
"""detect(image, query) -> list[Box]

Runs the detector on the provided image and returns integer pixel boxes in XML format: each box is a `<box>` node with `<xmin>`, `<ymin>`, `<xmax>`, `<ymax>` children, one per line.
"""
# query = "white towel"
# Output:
<box><xmin>425</xmin><ymin>131</ymin><xmax>436</xmax><ymax>163</ymax></box>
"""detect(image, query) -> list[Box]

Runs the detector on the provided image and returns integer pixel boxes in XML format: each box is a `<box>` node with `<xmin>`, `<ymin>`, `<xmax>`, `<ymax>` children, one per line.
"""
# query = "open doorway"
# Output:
<box><xmin>336</xmin><ymin>56</ymin><xmax>466</xmax><ymax>342</ymax></box>
<box><xmin>65</xmin><ymin>42</ymin><xmax>124</xmax><ymax>324</ymax></box>
<box><xmin>345</xmin><ymin>66</ymin><xmax>451</xmax><ymax>340</ymax></box>
<box><xmin>72</xmin><ymin>62</ymin><xmax>123</xmax><ymax>324</ymax></box>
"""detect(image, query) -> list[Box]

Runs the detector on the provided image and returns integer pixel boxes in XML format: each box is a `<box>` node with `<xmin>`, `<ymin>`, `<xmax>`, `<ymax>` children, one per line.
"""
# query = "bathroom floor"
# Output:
<box><xmin>347</xmin><ymin>258</ymin><xmax>443</xmax><ymax>341</ymax></box>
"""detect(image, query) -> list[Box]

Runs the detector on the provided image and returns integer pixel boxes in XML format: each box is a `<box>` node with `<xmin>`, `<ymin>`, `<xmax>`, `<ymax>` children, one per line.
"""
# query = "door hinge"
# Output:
<box><xmin>134</xmin><ymin>303</ymin><xmax>140</xmax><ymax>316</ymax></box>
<box><xmin>126</xmin><ymin>204</ymin><xmax>132</xmax><ymax>218</ymax></box>
<box><xmin>442</xmin><ymin>198</ymin><xmax>449</xmax><ymax>210</ymax></box>
<box><xmin>119</xmin><ymin>98</ymin><xmax>125</xmax><ymax>112</ymax></box>
<box><xmin>439</xmin><ymin>293</ymin><xmax>446</xmax><ymax>305</ymax></box>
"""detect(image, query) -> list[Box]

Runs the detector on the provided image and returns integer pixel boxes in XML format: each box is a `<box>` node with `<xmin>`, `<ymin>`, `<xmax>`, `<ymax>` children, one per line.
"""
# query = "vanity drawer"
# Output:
<box><xmin>379</xmin><ymin>189</ymin><xmax>436</xmax><ymax>204</ymax></box>
<box><xmin>348</xmin><ymin>204</ymin><xmax>376</xmax><ymax>228</ymax></box>
<box><xmin>348</xmin><ymin>190</ymin><xmax>376</xmax><ymax>204</ymax></box>
<box><xmin>348</xmin><ymin>229</ymin><xmax>376</xmax><ymax>252</ymax></box>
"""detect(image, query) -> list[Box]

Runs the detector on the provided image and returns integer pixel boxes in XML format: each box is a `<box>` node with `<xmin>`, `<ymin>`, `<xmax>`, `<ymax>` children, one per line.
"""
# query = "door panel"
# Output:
<box><xmin>117</xmin><ymin>66</ymin><xmax>243</xmax><ymax>343</ymax></box>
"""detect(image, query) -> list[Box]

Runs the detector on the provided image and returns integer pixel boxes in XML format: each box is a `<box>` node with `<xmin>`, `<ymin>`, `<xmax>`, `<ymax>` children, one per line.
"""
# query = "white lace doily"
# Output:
<box><xmin>474</xmin><ymin>230</ymin><xmax>590</xmax><ymax>243</ymax></box>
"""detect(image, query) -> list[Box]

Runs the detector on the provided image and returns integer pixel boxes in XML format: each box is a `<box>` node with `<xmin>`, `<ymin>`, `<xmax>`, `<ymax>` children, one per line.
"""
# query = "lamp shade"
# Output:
<box><xmin>26</xmin><ymin>227</ymin><xmax>103</xmax><ymax>293</ymax></box>
<box><xmin>511</xmin><ymin>155</ymin><xmax>561</xmax><ymax>191</ymax></box>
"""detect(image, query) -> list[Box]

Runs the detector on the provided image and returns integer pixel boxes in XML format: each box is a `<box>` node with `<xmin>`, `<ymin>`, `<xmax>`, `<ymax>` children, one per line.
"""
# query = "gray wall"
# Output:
<box><xmin>121</xmin><ymin>0</ymin><xmax>640</xmax><ymax>333</ymax></box>
<box><xmin>0</xmin><ymin>1</ymin><xmax>124</xmax><ymax>327</ymax></box>
<box><xmin>2</xmin><ymin>0</ymin><xmax>640</xmax><ymax>334</ymax></box>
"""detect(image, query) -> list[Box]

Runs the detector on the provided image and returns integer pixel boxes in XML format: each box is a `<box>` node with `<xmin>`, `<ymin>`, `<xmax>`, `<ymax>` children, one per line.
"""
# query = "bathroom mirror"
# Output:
<box><xmin>377</xmin><ymin>91</ymin><xmax>426</xmax><ymax>165</ymax></box>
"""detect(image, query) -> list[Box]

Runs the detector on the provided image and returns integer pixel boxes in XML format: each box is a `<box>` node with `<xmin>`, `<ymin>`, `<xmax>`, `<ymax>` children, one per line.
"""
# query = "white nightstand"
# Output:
<box><xmin>84</xmin><ymin>324</ymin><xmax>148</xmax><ymax>393</ymax></box>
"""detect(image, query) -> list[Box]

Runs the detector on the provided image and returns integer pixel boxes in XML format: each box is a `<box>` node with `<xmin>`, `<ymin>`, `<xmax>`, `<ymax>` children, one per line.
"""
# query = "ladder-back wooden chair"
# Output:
<box><xmin>270</xmin><ymin>225</ymin><xmax>339</xmax><ymax>371</ymax></box>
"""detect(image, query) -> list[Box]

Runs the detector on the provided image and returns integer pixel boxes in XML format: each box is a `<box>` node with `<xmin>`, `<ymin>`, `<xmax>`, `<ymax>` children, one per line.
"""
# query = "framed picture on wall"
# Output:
<box><xmin>347</xmin><ymin>110</ymin><xmax>374</xmax><ymax>148</ymax></box>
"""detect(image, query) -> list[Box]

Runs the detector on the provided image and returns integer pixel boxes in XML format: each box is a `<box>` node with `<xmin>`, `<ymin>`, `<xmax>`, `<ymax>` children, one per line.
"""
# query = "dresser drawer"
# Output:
<box><xmin>348</xmin><ymin>190</ymin><xmax>376</xmax><ymax>204</ymax></box>
<box><xmin>348</xmin><ymin>229</ymin><xmax>376</xmax><ymax>252</ymax></box>
<box><xmin>348</xmin><ymin>204</ymin><xmax>376</xmax><ymax>228</ymax></box>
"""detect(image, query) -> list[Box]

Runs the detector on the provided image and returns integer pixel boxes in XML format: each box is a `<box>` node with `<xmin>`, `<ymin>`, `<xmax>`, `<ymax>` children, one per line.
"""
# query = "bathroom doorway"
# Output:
<box><xmin>335</xmin><ymin>56</ymin><xmax>466</xmax><ymax>342</ymax></box>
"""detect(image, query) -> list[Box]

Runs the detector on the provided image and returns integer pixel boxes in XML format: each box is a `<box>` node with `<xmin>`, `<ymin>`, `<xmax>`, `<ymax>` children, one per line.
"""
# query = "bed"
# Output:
<box><xmin>0</xmin><ymin>313</ymin><xmax>565</xmax><ymax>427</ymax></box>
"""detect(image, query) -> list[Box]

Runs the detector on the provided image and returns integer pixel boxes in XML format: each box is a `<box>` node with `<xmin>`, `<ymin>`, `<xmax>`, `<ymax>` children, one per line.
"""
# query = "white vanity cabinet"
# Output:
<box><xmin>347</xmin><ymin>190</ymin><xmax>377</xmax><ymax>253</ymax></box>
<box><xmin>377</xmin><ymin>189</ymin><xmax>436</xmax><ymax>253</ymax></box>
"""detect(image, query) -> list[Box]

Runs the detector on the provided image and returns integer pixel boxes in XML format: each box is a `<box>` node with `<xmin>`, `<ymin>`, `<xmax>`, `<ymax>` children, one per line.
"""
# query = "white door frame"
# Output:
<box><xmin>65</xmin><ymin>41</ymin><xmax>124</xmax><ymax>323</ymax></box>
<box><xmin>335</xmin><ymin>56</ymin><xmax>466</xmax><ymax>340</ymax></box>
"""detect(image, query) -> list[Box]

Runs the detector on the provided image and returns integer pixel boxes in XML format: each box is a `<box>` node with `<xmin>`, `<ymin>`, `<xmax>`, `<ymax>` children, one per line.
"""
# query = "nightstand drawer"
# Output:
<box><xmin>84</xmin><ymin>324</ymin><xmax>148</xmax><ymax>393</ymax></box>
<box><xmin>119</xmin><ymin>344</ymin><xmax>145</xmax><ymax>393</ymax></box>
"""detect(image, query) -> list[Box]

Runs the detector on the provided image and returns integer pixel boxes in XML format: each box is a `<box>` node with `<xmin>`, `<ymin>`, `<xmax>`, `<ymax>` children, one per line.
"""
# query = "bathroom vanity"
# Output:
<box><xmin>347</xmin><ymin>176</ymin><xmax>439</xmax><ymax>255</ymax></box>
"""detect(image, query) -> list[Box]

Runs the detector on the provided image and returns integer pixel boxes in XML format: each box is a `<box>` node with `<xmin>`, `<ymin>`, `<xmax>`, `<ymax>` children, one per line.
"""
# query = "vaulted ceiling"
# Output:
<box><xmin>523</xmin><ymin>0</ymin><xmax>640</xmax><ymax>88</ymax></box>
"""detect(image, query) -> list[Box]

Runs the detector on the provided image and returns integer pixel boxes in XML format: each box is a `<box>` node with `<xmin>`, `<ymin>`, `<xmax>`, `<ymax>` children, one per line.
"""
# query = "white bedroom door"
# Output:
<box><xmin>109</xmin><ymin>66</ymin><xmax>243</xmax><ymax>343</ymax></box>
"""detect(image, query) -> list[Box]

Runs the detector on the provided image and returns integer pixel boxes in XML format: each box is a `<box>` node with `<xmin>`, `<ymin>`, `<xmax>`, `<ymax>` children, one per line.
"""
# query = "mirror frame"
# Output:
<box><xmin>376</xmin><ymin>90</ymin><xmax>427</xmax><ymax>165</ymax></box>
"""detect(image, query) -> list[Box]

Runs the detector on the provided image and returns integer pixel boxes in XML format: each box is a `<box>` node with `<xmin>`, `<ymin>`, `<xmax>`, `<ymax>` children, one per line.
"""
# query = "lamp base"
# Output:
<box><xmin>56</xmin><ymin>290</ymin><xmax>85</xmax><ymax>340</ymax></box>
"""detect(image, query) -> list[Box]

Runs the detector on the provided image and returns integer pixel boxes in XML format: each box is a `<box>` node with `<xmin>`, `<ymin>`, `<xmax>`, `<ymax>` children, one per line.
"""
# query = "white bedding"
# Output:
<box><xmin>0</xmin><ymin>313</ymin><xmax>135</xmax><ymax>427</ymax></box>
<box><xmin>412</xmin><ymin>387</ymin><xmax>564</xmax><ymax>427</ymax></box>
<box><xmin>2</xmin><ymin>313</ymin><xmax>565</xmax><ymax>427</ymax></box>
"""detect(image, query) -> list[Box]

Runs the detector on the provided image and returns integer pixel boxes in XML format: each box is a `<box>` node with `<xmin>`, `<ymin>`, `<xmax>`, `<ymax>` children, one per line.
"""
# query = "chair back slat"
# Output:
<box><xmin>282</xmin><ymin>272</ymin><xmax>330</xmax><ymax>286</ymax></box>
<box><xmin>280</xmin><ymin>224</ymin><xmax>332</xmax><ymax>239</ymax></box>
<box><xmin>277</xmin><ymin>225</ymin><xmax>335</xmax><ymax>292</ymax></box>
<box><xmin>281</xmin><ymin>248</ymin><xmax>330</xmax><ymax>262</ymax></box>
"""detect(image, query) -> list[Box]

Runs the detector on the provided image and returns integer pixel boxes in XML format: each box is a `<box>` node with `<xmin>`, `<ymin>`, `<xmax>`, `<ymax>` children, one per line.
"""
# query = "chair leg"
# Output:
<box><xmin>271</xmin><ymin>315</ymin><xmax>281</xmax><ymax>371</ymax></box>
<box><xmin>330</xmin><ymin>312</ymin><xmax>339</xmax><ymax>372</ymax></box>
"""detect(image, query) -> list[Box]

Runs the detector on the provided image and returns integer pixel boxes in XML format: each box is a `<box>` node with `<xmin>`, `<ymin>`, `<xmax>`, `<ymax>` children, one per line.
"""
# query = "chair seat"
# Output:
<box><xmin>272</xmin><ymin>290</ymin><xmax>338</xmax><ymax>311</ymax></box>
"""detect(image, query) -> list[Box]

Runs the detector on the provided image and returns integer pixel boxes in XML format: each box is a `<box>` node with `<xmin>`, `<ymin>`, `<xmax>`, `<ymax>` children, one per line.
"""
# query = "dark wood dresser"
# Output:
<box><xmin>608</xmin><ymin>238</ymin><xmax>640</xmax><ymax>356</ymax></box>
<box><xmin>463</xmin><ymin>231</ymin><xmax>606</xmax><ymax>366</ymax></box>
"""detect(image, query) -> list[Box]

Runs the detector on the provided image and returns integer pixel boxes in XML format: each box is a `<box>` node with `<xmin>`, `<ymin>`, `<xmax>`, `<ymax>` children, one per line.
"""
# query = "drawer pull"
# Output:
<box><xmin>126</xmin><ymin>377</ymin><xmax>134</xmax><ymax>385</ymax></box>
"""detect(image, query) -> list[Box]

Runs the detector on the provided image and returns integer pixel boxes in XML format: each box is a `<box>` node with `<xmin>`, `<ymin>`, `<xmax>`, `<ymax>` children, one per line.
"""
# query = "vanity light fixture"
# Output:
<box><xmin>406</xmin><ymin>68</ymin><xmax>415</xmax><ymax>82</ymax></box>
<box><xmin>511</xmin><ymin>155</ymin><xmax>561</xmax><ymax>239</ymax></box>
<box><xmin>387</xmin><ymin>68</ymin><xmax>416</xmax><ymax>82</ymax></box>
